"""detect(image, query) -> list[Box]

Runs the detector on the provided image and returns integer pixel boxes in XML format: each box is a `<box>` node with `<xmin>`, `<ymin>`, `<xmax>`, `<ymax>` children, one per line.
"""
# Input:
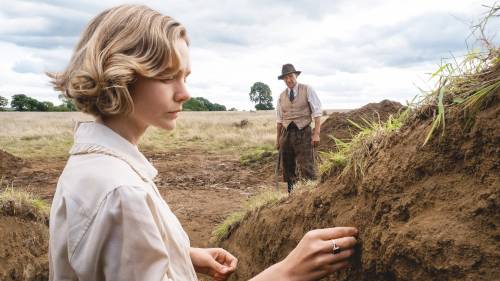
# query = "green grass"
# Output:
<box><xmin>211</xmin><ymin>211</ymin><xmax>245</xmax><ymax>242</ymax></box>
<box><xmin>0</xmin><ymin>183</ymin><xmax>50</xmax><ymax>223</ymax></box>
<box><xmin>420</xmin><ymin>34</ymin><xmax>500</xmax><ymax>145</ymax></box>
<box><xmin>319</xmin><ymin>150</ymin><xmax>347</xmax><ymax>176</ymax></box>
<box><xmin>0</xmin><ymin>133</ymin><xmax>74</xmax><ymax>159</ymax></box>
<box><xmin>212</xmin><ymin>188</ymin><xmax>287</xmax><ymax>242</ymax></box>
<box><xmin>463</xmin><ymin>78</ymin><xmax>500</xmax><ymax>111</ymax></box>
<box><xmin>239</xmin><ymin>144</ymin><xmax>277</xmax><ymax>166</ymax></box>
<box><xmin>423</xmin><ymin>85</ymin><xmax>446</xmax><ymax>146</ymax></box>
<box><xmin>245</xmin><ymin>188</ymin><xmax>287</xmax><ymax>209</ymax></box>
<box><xmin>319</xmin><ymin>137</ymin><xmax>349</xmax><ymax>176</ymax></box>
<box><xmin>319</xmin><ymin>110</ymin><xmax>410</xmax><ymax>179</ymax></box>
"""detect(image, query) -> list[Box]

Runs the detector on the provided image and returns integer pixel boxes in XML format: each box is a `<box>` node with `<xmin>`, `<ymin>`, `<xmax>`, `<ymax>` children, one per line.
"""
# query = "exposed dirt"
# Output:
<box><xmin>319</xmin><ymin>99</ymin><xmax>403</xmax><ymax>151</ymax></box>
<box><xmin>0</xmin><ymin>150</ymin><xmax>27</xmax><ymax>178</ymax></box>
<box><xmin>0</xmin><ymin>147</ymin><xmax>270</xmax><ymax>280</ymax></box>
<box><xmin>0</xmin><ymin>216</ymin><xmax>49</xmax><ymax>281</ymax></box>
<box><xmin>147</xmin><ymin>149</ymin><xmax>269</xmax><ymax>247</ymax></box>
<box><xmin>220</xmin><ymin>96</ymin><xmax>500</xmax><ymax>280</ymax></box>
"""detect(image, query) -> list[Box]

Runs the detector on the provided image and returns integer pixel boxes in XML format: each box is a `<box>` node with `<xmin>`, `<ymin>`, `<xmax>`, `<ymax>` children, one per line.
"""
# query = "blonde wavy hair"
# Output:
<box><xmin>49</xmin><ymin>4</ymin><xmax>189</xmax><ymax>117</ymax></box>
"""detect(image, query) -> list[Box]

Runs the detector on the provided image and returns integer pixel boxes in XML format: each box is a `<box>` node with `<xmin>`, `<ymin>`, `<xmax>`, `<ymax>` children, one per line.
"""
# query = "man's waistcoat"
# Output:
<box><xmin>279</xmin><ymin>83</ymin><xmax>312</xmax><ymax>129</ymax></box>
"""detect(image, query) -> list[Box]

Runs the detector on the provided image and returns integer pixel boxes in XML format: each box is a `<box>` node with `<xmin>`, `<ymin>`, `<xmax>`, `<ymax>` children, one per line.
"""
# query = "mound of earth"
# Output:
<box><xmin>219</xmin><ymin>95</ymin><xmax>499</xmax><ymax>280</ymax></box>
<box><xmin>0</xmin><ymin>216</ymin><xmax>49</xmax><ymax>281</ymax></box>
<box><xmin>319</xmin><ymin>100</ymin><xmax>403</xmax><ymax>151</ymax></box>
<box><xmin>0</xmin><ymin>150</ymin><xmax>25</xmax><ymax>177</ymax></box>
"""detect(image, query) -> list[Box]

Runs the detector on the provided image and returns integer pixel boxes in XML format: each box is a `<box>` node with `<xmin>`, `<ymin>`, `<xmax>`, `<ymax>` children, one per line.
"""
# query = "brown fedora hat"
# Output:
<box><xmin>278</xmin><ymin>63</ymin><xmax>301</xmax><ymax>80</ymax></box>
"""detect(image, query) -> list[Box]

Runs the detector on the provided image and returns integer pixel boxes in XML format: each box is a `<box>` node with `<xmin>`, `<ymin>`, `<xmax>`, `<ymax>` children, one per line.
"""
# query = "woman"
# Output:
<box><xmin>48</xmin><ymin>4</ymin><xmax>358</xmax><ymax>281</ymax></box>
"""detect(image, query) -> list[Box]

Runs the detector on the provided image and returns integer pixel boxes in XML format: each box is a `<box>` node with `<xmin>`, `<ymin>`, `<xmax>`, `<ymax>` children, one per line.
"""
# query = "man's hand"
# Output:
<box><xmin>311</xmin><ymin>133</ymin><xmax>320</xmax><ymax>146</ymax></box>
<box><xmin>276</xmin><ymin>123</ymin><xmax>283</xmax><ymax>150</ymax></box>
<box><xmin>190</xmin><ymin>247</ymin><xmax>237</xmax><ymax>281</ymax></box>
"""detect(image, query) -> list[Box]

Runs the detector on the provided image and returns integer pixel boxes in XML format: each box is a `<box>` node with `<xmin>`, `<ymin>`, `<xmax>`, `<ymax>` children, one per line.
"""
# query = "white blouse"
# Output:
<box><xmin>49</xmin><ymin>122</ymin><xmax>197</xmax><ymax>281</ymax></box>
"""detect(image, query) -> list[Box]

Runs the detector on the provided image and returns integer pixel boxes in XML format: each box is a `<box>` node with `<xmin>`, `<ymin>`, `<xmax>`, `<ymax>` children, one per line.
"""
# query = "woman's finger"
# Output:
<box><xmin>324</xmin><ymin>260</ymin><xmax>351</xmax><ymax>273</ymax></box>
<box><xmin>217</xmin><ymin>249</ymin><xmax>238</xmax><ymax>270</ymax></box>
<box><xmin>317</xmin><ymin>236</ymin><xmax>357</xmax><ymax>255</ymax></box>
<box><xmin>308</xmin><ymin>227</ymin><xmax>358</xmax><ymax>241</ymax></box>
<box><xmin>312</xmin><ymin>260</ymin><xmax>351</xmax><ymax>279</ymax></box>
<box><xmin>315</xmin><ymin>248</ymin><xmax>355</xmax><ymax>265</ymax></box>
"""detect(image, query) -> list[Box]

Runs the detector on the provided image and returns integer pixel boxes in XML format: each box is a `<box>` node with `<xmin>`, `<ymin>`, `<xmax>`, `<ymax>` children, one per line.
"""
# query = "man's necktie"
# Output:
<box><xmin>289</xmin><ymin>89</ymin><xmax>295</xmax><ymax>102</ymax></box>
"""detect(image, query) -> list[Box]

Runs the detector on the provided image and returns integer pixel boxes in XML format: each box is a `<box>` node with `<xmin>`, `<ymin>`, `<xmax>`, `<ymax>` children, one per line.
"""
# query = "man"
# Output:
<box><xmin>276</xmin><ymin>63</ymin><xmax>322</xmax><ymax>193</ymax></box>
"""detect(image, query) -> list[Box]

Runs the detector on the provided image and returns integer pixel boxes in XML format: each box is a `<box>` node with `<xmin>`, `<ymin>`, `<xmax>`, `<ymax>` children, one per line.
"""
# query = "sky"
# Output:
<box><xmin>0</xmin><ymin>0</ymin><xmax>498</xmax><ymax>110</ymax></box>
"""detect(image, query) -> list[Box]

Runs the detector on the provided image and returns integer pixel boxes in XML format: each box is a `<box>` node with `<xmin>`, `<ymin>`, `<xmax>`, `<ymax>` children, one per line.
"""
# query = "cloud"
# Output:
<box><xmin>12</xmin><ymin>58</ymin><xmax>45</xmax><ymax>73</ymax></box>
<box><xmin>0</xmin><ymin>0</ymin><xmax>493</xmax><ymax>110</ymax></box>
<box><xmin>0</xmin><ymin>1</ymin><xmax>90</xmax><ymax>48</ymax></box>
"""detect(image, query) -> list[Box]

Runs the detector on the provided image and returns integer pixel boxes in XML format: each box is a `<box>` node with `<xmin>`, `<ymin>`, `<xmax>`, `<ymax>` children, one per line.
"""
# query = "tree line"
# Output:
<box><xmin>1</xmin><ymin>81</ymin><xmax>275</xmax><ymax>112</ymax></box>
<box><xmin>0</xmin><ymin>94</ymin><xmax>76</xmax><ymax>112</ymax></box>
<box><xmin>0</xmin><ymin>94</ymin><xmax>229</xmax><ymax>112</ymax></box>
<box><xmin>183</xmin><ymin>97</ymin><xmax>227</xmax><ymax>111</ymax></box>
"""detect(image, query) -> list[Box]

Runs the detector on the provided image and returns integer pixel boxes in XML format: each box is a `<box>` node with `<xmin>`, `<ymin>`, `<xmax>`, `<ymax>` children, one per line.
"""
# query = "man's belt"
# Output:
<box><xmin>286</xmin><ymin>122</ymin><xmax>309</xmax><ymax>130</ymax></box>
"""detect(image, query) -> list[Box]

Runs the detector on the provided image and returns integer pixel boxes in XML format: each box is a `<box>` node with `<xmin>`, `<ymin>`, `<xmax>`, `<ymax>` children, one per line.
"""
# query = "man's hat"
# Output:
<box><xmin>278</xmin><ymin>63</ymin><xmax>301</xmax><ymax>80</ymax></box>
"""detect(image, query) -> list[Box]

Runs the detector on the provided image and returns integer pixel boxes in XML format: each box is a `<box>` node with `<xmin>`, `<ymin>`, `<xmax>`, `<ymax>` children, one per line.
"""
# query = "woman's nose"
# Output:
<box><xmin>175</xmin><ymin>83</ymin><xmax>191</xmax><ymax>103</ymax></box>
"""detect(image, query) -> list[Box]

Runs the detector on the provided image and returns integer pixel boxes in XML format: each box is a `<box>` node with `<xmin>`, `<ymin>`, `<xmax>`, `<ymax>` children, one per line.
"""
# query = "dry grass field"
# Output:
<box><xmin>0</xmin><ymin>111</ymin><xmax>336</xmax><ymax>159</ymax></box>
<box><xmin>0</xmin><ymin>111</ymin><xmax>308</xmax><ymax>159</ymax></box>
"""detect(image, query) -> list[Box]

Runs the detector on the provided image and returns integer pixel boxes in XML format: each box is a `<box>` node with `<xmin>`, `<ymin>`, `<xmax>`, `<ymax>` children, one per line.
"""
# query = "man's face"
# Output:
<box><xmin>283</xmin><ymin>73</ymin><xmax>297</xmax><ymax>89</ymax></box>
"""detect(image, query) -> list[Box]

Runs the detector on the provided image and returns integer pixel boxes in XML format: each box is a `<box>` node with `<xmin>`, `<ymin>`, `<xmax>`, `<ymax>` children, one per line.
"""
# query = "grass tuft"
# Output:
<box><xmin>211</xmin><ymin>211</ymin><xmax>245</xmax><ymax>242</ymax></box>
<box><xmin>423</xmin><ymin>85</ymin><xmax>446</xmax><ymax>146</ymax></box>
<box><xmin>0</xmin><ymin>184</ymin><xmax>50</xmax><ymax>224</ymax></box>
<box><xmin>211</xmin><ymin>188</ymin><xmax>287</xmax><ymax>242</ymax></box>
<box><xmin>240</xmin><ymin>145</ymin><xmax>277</xmax><ymax>166</ymax></box>
<box><xmin>319</xmin><ymin>110</ymin><xmax>410</xmax><ymax>179</ymax></box>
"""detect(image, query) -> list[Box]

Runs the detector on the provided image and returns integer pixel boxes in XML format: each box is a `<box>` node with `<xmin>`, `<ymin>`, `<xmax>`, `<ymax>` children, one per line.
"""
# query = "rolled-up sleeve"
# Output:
<box><xmin>276</xmin><ymin>95</ymin><xmax>283</xmax><ymax>123</ymax></box>
<box><xmin>307</xmin><ymin>86</ymin><xmax>322</xmax><ymax>118</ymax></box>
<box><xmin>70</xmin><ymin>186</ymin><xmax>171</xmax><ymax>281</ymax></box>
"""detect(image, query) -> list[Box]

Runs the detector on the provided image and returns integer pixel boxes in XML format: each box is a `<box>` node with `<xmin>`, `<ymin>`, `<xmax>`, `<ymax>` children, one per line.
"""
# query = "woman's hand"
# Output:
<box><xmin>250</xmin><ymin>227</ymin><xmax>358</xmax><ymax>281</ymax></box>
<box><xmin>190</xmin><ymin>247</ymin><xmax>238</xmax><ymax>281</ymax></box>
<box><xmin>281</xmin><ymin>227</ymin><xmax>358</xmax><ymax>281</ymax></box>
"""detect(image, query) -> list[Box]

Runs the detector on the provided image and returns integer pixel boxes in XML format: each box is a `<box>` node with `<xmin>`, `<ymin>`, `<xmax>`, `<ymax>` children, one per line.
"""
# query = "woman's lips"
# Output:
<box><xmin>167</xmin><ymin>110</ymin><xmax>181</xmax><ymax>118</ymax></box>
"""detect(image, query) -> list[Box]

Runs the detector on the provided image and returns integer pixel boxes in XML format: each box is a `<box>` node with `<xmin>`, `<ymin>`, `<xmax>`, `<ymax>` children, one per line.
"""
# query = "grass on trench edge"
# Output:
<box><xmin>319</xmin><ymin>18</ymin><xmax>500</xmax><ymax>178</ymax></box>
<box><xmin>211</xmin><ymin>180</ymin><xmax>319</xmax><ymax>243</ymax></box>
<box><xmin>0</xmin><ymin>180</ymin><xmax>50</xmax><ymax>223</ymax></box>
<box><xmin>319</xmin><ymin>109</ymin><xmax>410</xmax><ymax>179</ymax></box>
<box><xmin>211</xmin><ymin>188</ymin><xmax>287</xmax><ymax>243</ymax></box>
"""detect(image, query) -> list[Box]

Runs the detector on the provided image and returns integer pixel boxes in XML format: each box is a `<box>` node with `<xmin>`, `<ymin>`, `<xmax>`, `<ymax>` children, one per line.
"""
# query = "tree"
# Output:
<box><xmin>183</xmin><ymin>97</ymin><xmax>227</xmax><ymax>111</ymax></box>
<box><xmin>41</xmin><ymin>101</ymin><xmax>55</xmax><ymax>111</ymax></box>
<box><xmin>249</xmin><ymin>82</ymin><xmax>274</xmax><ymax>110</ymax></box>
<box><xmin>58</xmin><ymin>94</ymin><xmax>77</xmax><ymax>111</ymax></box>
<box><xmin>10</xmin><ymin>94</ymin><xmax>54</xmax><ymax>111</ymax></box>
<box><xmin>0</xmin><ymin>96</ymin><xmax>8</xmax><ymax>110</ymax></box>
<box><xmin>184</xmin><ymin>97</ymin><xmax>206</xmax><ymax>111</ymax></box>
<box><xmin>11</xmin><ymin>94</ymin><xmax>36</xmax><ymax>111</ymax></box>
